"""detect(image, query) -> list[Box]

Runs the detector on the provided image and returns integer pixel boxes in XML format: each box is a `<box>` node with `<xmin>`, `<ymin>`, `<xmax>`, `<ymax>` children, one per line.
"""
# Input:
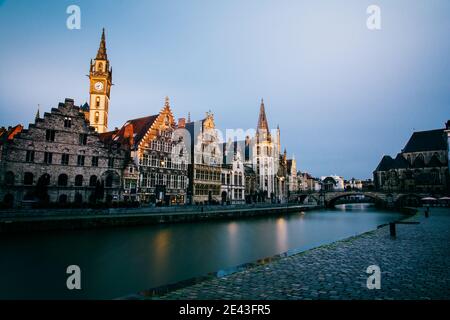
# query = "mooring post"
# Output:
<box><xmin>389</xmin><ymin>222</ymin><xmax>396</xmax><ymax>238</ymax></box>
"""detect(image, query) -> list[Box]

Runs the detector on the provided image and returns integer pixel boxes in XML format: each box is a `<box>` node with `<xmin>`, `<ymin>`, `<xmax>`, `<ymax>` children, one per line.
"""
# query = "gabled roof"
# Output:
<box><xmin>402</xmin><ymin>129</ymin><xmax>446</xmax><ymax>153</ymax></box>
<box><xmin>110</xmin><ymin>115</ymin><xmax>159</xmax><ymax>149</ymax></box>
<box><xmin>0</xmin><ymin>125</ymin><xmax>23</xmax><ymax>145</ymax></box>
<box><xmin>393</xmin><ymin>153</ymin><xmax>410</xmax><ymax>169</ymax></box>
<box><xmin>375</xmin><ymin>155</ymin><xmax>395</xmax><ymax>171</ymax></box>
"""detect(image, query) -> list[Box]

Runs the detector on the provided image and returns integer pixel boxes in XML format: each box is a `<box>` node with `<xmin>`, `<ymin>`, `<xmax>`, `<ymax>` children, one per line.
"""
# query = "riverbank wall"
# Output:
<box><xmin>0</xmin><ymin>204</ymin><xmax>321</xmax><ymax>234</ymax></box>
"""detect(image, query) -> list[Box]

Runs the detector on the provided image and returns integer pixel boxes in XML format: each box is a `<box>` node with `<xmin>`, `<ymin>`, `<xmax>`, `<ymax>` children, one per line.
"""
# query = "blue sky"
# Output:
<box><xmin>0</xmin><ymin>0</ymin><xmax>449</xmax><ymax>179</ymax></box>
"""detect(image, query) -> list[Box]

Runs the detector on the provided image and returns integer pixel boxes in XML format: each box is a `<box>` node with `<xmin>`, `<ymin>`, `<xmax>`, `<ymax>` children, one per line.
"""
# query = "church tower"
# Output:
<box><xmin>89</xmin><ymin>29</ymin><xmax>112</xmax><ymax>133</ymax></box>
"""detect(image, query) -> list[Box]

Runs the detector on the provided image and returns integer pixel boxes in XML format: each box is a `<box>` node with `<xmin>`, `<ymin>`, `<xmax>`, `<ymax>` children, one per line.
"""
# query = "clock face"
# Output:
<box><xmin>94</xmin><ymin>82</ymin><xmax>104</xmax><ymax>91</ymax></box>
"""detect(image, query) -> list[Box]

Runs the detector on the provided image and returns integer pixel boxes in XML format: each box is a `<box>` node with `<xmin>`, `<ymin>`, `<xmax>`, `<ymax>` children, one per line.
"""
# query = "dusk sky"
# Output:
<box><xmin>0</xmin><ymin>0</ymin><xmax>449</xmax><ymax>179</ymax></box>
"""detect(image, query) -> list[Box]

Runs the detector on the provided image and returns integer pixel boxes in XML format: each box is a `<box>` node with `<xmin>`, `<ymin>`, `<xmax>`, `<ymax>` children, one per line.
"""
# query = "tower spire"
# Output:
<box><xmin>96</xmin><ymin>28</ymin><xmax>107</xmax><ymax>60</ymax></box>
<box><xmin>257</xmin><ymin>98</ymin><xmax>269</xmax><ymax>131</ymax></box>
<box><xmin>35</xmin><ymin>105</ymin><xmax>40</xmax><ymax>121</ymax></box>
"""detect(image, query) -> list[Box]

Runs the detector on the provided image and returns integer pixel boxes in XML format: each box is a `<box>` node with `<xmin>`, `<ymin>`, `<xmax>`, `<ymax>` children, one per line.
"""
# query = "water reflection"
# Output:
<box><xmin>276</xmin><ymin>218</ymin><xmax>288</xmax><ymax>252</ymax></box>
<box><xmin>0</xmin><ymin>204</ymin><xmax>405</xmax><ymax>299</ymax></box>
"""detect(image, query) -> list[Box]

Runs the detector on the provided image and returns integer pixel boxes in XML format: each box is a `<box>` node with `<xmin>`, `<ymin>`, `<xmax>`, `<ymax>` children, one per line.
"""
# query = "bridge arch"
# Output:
<box><xmin>325</xmin><ymin>192</ymin><xmax>387</xmax><ymax>208</ymax></box>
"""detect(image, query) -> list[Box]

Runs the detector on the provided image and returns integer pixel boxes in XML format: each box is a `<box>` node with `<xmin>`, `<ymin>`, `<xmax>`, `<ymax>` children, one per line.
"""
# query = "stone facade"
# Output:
<box><xmin>186</xmin><ymin>113</ymin><xmax>222</xmax><ymax>204</ymax></box>
<box><xmin>373</xmin><ymin>122</ymin><xmax>450</xmax><ymax>193</ymax></box>
<box><xmin>220</xmin><ymin>141</ymin><xmax>245</xmax><ymax>204</ymax></box>
<box><xmin>0</xmin><ymin>99</ymin><xmax>127</xmax><ymax>207</ymax></box>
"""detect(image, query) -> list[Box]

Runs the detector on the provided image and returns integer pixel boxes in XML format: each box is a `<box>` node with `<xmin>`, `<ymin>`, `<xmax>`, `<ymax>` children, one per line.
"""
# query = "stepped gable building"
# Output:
<box><xmin>106</xmin><ymin>97</ymin><xmax>189</xmax><ymax>205</ymax></box>
<box><xmin>220</xmin><ymin>140</ymin><xmax>245</xmax><ymax>204</ymax></box>
<box><xmin>286</xmin><ymin>156</ymin><xmax>298</xmax><ymax>194</ymax></box>
<box><xmin>373</xmin><ymin>121</ymin><xmax>450</xmax><ymax>193</ymax></box>
<box><xmin>186</xmin><ymin>112</ymin><xmax>222</xmax><ymax>204</ymax></box>
<box><xmin>0</xmin><ymin>99</ymin><xmax>128</xmax><ymax>207</ymax></box>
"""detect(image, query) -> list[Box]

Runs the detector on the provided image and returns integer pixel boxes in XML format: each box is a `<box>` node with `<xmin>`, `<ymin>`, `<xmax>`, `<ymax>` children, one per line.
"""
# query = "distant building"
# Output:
<box><xmin>321</xmin><ymin>175</ymin><xmax>345</xmax><ymax>191</ymax></box>
<box><xmin>373</xmin><ymin>121</ymin><xmax>450</xmax><ymax>193</ymax></box>
<box><xmin>287</xmin><ymin>157</ymin><xmax>298</xmax><ymax>194</ymax></box>
<box><xmin>345</xmin><ymin>178</ymin><xmax>363</xmax><ymax>190</ymax></box>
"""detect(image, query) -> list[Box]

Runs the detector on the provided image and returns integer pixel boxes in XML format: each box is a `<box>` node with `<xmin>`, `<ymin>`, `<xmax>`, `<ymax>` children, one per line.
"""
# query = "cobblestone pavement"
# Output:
<box><xmin>154</xmin><ymin>208</ymin><xmax>450</xmax><ymax>300</ymax></box>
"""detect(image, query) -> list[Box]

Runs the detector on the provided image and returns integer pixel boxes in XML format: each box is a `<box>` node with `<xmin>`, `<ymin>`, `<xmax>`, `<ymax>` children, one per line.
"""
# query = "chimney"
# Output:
<box><xmin>178</xmin><ymin>118</ymin><xmax>186</xmax><ymax>128</ymax></box>
<box><xmin>123</xmin><ymin>123</ymin><xmax>134</xmax><ymax>147</ymax></box>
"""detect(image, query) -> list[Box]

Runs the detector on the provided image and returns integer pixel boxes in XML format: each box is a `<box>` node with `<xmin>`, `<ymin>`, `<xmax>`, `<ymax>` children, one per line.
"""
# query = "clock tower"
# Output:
<box><xmin>89</xmin><ymin>28</ymin><xmax>112</xmax><ymax>133</ymax></box>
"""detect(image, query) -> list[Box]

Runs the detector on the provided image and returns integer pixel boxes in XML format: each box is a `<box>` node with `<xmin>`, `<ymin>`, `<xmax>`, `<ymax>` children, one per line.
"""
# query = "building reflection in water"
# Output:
<box><xmin>152</xmin><ymin>229</ymin><xmax>171</xmax><ymax>273</ymax></box>
<box><xmin>276</xmin><ymin>217</ymin><xmax>288</xmax><ymax>252</ymax></box>
<box><xmin>227</xmin><ymin>222</ymin><xmax>239</xmax><ymax>259</ymax></box>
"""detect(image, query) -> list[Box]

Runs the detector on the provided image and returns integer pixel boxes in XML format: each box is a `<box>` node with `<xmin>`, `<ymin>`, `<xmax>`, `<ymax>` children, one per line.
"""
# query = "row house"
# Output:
<box><xmin>0</xmin><ymin>99</ymin><xmax>127</xmax><ymax>207</ymax></box>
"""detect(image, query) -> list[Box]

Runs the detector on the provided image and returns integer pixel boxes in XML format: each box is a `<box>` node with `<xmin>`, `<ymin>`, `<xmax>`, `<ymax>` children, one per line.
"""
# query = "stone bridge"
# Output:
<box><xmin>296</xmin><ymin>191</ymin><xmax>426</xmax><ymax>208</ymax></box>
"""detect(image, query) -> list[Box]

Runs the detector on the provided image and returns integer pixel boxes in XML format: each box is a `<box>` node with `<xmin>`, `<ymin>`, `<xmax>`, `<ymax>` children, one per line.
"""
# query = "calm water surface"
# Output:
<box><xmin>0</xmin><ymin>204</ymin><xmax>405</xmax><ymax>299</ymax></box>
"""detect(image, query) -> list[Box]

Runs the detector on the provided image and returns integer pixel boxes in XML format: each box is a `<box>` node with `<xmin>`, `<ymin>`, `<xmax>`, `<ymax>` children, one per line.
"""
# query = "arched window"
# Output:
<box><xmin>38</xmin><ymin>174</ymin><xmax>51</xmax><ymax>186</ymax></box>
<box><xmin>239</xmin><ymin>173</ymin><xmax>243</xmax><ymax>186</ymax></box>
<box><xmin>74</xmin><ymin>193</ymin><xmax>83</xmax><ymax>204</ymax></box>
<box><xmin>95</xmin><ymin>111</ymin><xmax>100</xmax><ymax>122</ymax></box>
<box><xmin>89</xmin><ymin>175</ymin><xmax>98</xmax><ymax>187</ymax></box>
<box><xmin>4</xmin><ymin>171</ymin><xmax>14</xmax><ymax>186</ymax></box>
<box><xmin>59</xmin><ymin>194</ymin><xmax>68</xmax><ymax>204</ymax></box>
<box><xmin>75</xmin><ymin>175</ymin><xmax>83</xmax><ymax>187</ymax></box>
<box><xmin>24</xmin><ymin>172</ymin><xmax>34</xmax><ymax>186</ymax></box>
<box><xmin>105</xmin><ymin>174</ymin><xmax>113</xmax><ymax>188</ymax></box>
<box><xmin>58</xmin><ymin>174</ymin><xmax>68</xmax><ymax>186</ymax></box>
<box><xmin>3</xmin><ymin>194</ymin><xmax>14</xmax><ymax>207</ymax></box>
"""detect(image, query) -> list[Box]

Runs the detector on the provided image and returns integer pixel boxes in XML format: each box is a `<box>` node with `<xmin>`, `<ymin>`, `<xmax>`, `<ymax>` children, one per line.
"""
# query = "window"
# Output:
<box><xmin>58</xmin><ymin>174</ymin><xmax>68</xmax><ymax>186</ymax></box>
<box><xmin>77</xmin><ymin>155</ymin><xmax>85</xmax><ymax>166</ymax></box>
<box><xmin>150</xmin><ymin>173</ymin><xmax>156</xmax><ymax>187</ymax></box>
<box><xmin>92</xmin><ymin>156</ymin><xmax>99</xmax><ymax>167</ymax></box>
<box><xmin>45</xmin><ymin>129</ymin><xmax>56</xmax><ymax>142</ymax></box>
<box><xmin>95</xmin><ymin>111</ymin><xmax>99</xmax><ymax>123</ymax></box>
<box><xmin>79</xmin><ymin>134</ymin><xmax>88</xmax><ymax>145</ymax></box>
<box><xmin>74</xmin><ymin>193</ymin><xmax>83</xmax><ymax>204</ymax></box>
<box><xmin>44</xmin><ymin>152</ymin><xmax>53</xmax><ymax>164</ymax></box>
<box><xmin>141</xmin><ymin>173</ymin><xmax>148</xmax><ymax>187</ymax></box>
<box><xmin>59</xmin><ymin>194</ymin><xmax>68</xmax><ymax>204</ymax></box>
<box><xmin>61</xmin><ymin>154</ymin><xmax>70</xmax><ymax>166</ymax></box>
<box><xmin>64</xmin><ymin>117</ymin><xmax>72</xmax><ymax>128</ymax></box>
<box><xmin>38</xmin><ymin>174</ymin><xmax>51</xmax><ymax>186</ymax></box>
<box><xmin>26</xmin><ymin>150</ymin><xmax>35</xmax><ymax>163</ymax></box>
<box><xmin>75</xmin><ymin>175</ymin><xmax>83</xmax><ymax>187</ymax></box>
<box><xmin>24</xmin><ymin>172</ymin><xmax>34</xmax><ymax>185</ymax></box>
<box><xmin>105</xmin><ymin>174</ymin><xmax>114</xmax><ymax>188</ymax></box>
<box><xmin>96</xmin><ymin>97</ymin><xmax>100</xmax><ymax>108</ymax></box>
<box><xmin>5</xmin><ymin>171</ymin><xmax>15</xmax><ymax>186</ymax></box>
<box><xmin>89</xmin><ymin>175</ymin><xmax>98</xmax><ymax>187</ymax></box>
<box><xmin>158</xmin><ymin>173</ymin><xmax>163</xmax><ymax>185</ymax></box>
<box><xmin>108</xmin><ymin>157</ymin><xmax>114</xmax><ymax>168</ymax></box>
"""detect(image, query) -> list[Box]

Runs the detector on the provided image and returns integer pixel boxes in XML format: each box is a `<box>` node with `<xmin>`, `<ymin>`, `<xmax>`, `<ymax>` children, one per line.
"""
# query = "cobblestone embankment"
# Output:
<box><xmin>145</xmin><ymin>208</ymin><xmax>450</xmax><ymax>300</ymax></box>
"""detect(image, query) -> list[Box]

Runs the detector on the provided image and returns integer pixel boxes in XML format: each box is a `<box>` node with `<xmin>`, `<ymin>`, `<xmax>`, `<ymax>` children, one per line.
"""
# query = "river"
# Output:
<box><xmin>0</xmin><ymin>203</ymin><xmax>406</xmax><ymax>299</ymax></box>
